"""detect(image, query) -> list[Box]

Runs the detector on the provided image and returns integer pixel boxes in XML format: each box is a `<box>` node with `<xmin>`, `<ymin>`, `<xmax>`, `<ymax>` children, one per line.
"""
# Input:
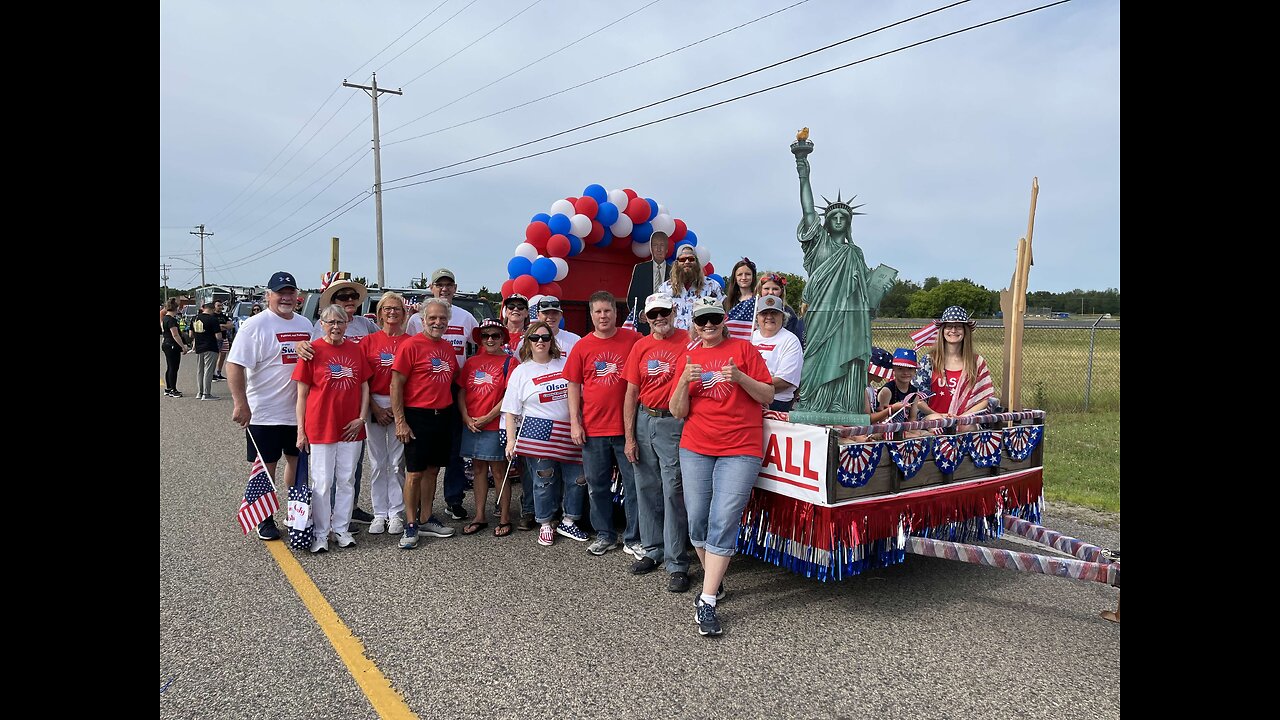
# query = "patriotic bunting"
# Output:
<box><xmin>933</xmin><ymin>434</ymin><xmax>966</xmax><ymax>474</ymax></box>
<box><xmin>1002</xmin><ymin>425</ymin><xmax>1043</xmax><ymax>461</ymax></box>
<box><xmin>837</xmin><ymin>442</ymin><xmax>883</xmax><ymax>488</ymax></box>
<box><xmin>889</xmin><ymin>437</ymin><xmax>932</xmax><ymax>478</ymax></box>
<box><xmin>969</xmin><ymin>430</ymin><xmax>1002</xmax><ymax>468</ymax></box>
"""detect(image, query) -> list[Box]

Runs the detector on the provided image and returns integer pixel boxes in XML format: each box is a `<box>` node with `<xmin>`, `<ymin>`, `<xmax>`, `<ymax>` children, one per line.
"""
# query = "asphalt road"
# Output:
<box><xmin>159</xmin><ymin>353</ymin><xmax>1120</xmax><ymax>719</ymax></box>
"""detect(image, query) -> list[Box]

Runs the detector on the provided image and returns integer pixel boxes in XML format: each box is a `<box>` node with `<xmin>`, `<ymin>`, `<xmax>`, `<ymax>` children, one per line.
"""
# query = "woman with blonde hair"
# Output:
<box><xmin>914</xmin><ymin>306</ymin><xmax>995</xmax><ymax>431</ymax></box>
<box><xmin>360</xmin><ymin>292</ymin><xmax>411</xmax><ymax>535</ymax></box>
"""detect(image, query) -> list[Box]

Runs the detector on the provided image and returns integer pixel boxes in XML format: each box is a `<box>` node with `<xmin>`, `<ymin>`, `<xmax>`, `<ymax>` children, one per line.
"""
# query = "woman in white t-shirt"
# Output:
<box><xmin>500</xmin><ymin>321</ymin><xmax>588</xmax><ymax>548</ymax></box>
<box><xmin>750</xmin><ymin>295</ymin><xmax>803</xmax><ymax>412</ymax></box>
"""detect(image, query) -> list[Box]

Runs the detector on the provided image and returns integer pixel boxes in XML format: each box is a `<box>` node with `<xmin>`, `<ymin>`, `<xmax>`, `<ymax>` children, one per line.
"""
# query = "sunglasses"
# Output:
<box><xmin>480</xmin><ymin>332</ymin><xmax>504</xmax><ymax>340</ymax></box>
<box><xmin>645</xmin><ymin>308</ymin><xmax>672</xmax><ymax>320</ymax></box>
<box><xmin>333</xmin><ymin>292</ymin><xmax>359</xmax><ymax>301</ymax></box>
<box><xmin>539</xmin><ymin>303</ymin><xmax>561</xmax><ymax>312</ymax></box>
<box><xmin>505</xmin><ymin>304</ymin><xmax>528</xmax><ymax>311</ymax></box>
<box><xmin>677</xmin><ymin>257</ymin><xmax>699</xmax><ymax>263</ymax></box>
<box><xmin>527</xmin><ymin>333</ymin><xmax>554</xmax><ymax>343</ymax></box>
<box><xmin>693</xmin><ymin>314</ymin><xmax>725</xmax><ymax>327</ymax></box>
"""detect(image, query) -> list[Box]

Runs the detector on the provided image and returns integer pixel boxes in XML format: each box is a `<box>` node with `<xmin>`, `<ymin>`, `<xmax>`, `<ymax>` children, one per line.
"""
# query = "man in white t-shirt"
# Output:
<box><xmin>405</xmin><ymin>268</ymin><xmax>477</xmax><ymax>520</ymax></box>
<box><xmin>227</xmin><ymin>270</ymin><xmax>314</xmax><ymax>542</ymax></box>
<box><xmin>536</xmin><ymin>295</ymin><xmax>581</xmax><ymax>356</ymax></box>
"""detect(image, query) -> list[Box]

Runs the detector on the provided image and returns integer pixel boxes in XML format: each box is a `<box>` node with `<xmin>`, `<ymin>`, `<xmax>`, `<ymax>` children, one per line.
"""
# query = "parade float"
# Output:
<box><xmin>498</xmin><ymin>132</ymin><xmax>1118</xmax><ymax>622</ymax></box>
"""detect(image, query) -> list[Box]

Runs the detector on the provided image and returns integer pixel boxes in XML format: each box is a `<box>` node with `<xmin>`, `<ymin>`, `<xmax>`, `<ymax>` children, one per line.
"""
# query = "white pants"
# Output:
<box><xmin>366</xmin><ymin>395</ymin><xmax>406</xmax><ymax>519</ymax></box>
<box><xmin>310</xmin><ymin>441</ymin><xmax>361</xmax><ymax>538</ymax></box>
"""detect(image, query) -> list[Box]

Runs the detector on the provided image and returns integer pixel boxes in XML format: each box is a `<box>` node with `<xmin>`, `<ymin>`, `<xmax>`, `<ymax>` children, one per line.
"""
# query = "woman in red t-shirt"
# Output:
<box><xmin>457</xmin><ymin>319</ymin><xmax>515</xmax><ymax>537</ymax></box>
<box><xmin>293</xmin><ymin>305</ymin><xmax>372</xmax><ymax>554</ymax></box>
<box><xmin>361</xmin><ymin>292</ymin><xmax>411</xmax><ymax>536</ymax></box>
<box><xmin>670</xmin><ymin>297</ymin><xmax>774</xmax><ymax>637</ymax></box>
<box><xmin>915</xmin><ymin>305</ymin><xmax>995</xmax><ymax>432</ymax></box>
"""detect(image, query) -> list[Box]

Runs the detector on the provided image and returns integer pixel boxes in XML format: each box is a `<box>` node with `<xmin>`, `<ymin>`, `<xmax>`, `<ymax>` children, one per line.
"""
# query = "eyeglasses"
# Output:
<box><xmin>333</xmin><ymin>292</ymin><xmax>359</xmax><ymax>301</ymax></box>
<box><xmin>527</xmin><ymin>333</ymin><xmax>554</xmax><ymax>343</ymax></box>
<box><xmin>692</xmin><ymin>314</ymin><xmax>725</xmax><ymax>327</ymax></box>
<box><xmin>645</xmin><ymin>308</ymin><xmax>672</xmax><ymax>319</ymax></box>
<box><xmin>381</xmin><ymin>306</ymin><xmax>405</xmax><ymax>313</ymax></box>
<box><xmin>321</xmin><ymin>319</ymin><xmax>349</xmax><ymax>325</ymax></box>
<box><xmin>433</xmin><ymin>281</ymin><xmax>456</xmax><ymax>288</ymax></box>
<box><xmin>480</xmin><ymin>332</ymin><xmax>504</xmax><ymax>340</ymax></box>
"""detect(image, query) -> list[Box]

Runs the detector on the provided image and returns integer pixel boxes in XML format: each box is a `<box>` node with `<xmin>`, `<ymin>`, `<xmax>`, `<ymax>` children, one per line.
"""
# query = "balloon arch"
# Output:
<box><xmin>500</xmin><ymin>184</ymin><xmax>721</xmax><ymax>307</ymax></box>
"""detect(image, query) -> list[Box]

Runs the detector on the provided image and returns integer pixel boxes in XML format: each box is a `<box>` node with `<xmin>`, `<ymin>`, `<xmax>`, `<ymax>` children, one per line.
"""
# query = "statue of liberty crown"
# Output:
<box><xmin>818</xmin><ymin>191</ymin><xmax>866</xmax><ymax>217</ymax></box>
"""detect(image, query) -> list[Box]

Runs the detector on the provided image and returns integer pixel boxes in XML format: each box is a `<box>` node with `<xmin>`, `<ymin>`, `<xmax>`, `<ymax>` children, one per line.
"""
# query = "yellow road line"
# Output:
<box><xmin>266</xmin><ymin>541</ymin><xmax>417</xmax><ymax>719</ymax></box>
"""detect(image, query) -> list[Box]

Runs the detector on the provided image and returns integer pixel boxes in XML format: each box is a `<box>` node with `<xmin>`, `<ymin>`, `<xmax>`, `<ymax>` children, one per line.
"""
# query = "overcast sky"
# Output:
<box><xmin>160</xmin><ymin>0</ymin><xmax>1119</xmax><ymax>296</ymax></box>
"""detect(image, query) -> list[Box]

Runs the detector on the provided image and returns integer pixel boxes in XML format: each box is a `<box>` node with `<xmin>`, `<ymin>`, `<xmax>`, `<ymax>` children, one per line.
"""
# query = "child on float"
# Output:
<box><xmin>878</xmin><ymin>348</ymin><xmax>937</xmax><ymax>438</ymax></box>
<box><xmin>843</xmin><ymin>347</ymin><xmax>894</xmax><ymax>443</ymax></box>
<box><xmin>913</xmin><ymin>305</ymin><xmax>995</xmax><ymax>433</ymax></box>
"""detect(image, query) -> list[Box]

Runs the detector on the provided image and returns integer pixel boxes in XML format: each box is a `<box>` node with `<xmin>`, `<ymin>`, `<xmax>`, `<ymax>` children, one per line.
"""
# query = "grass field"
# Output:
<box><xmin>1043</xmin><ymin>411</ymin><xmax>1120</xmax><ymax>512</ymax></box>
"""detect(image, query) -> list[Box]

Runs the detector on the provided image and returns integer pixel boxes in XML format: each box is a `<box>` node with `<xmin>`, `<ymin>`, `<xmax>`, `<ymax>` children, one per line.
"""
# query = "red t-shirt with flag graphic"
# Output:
<box><xmin>361</xmin><ymin>330</ymin><xmax>410</xmax><ymax>395</ymax></box>
<box><xmin>928</xmin><ymin>369</ymin><xmax>962</xmax><ymax>414</ymax></box>
<box><xmin>292</xmin><ymin>340</ymin><xmax>373</xmax><ymax>444</ymax></box>
<box><xmin>672</xmin><ymin>338</ymin><xmax>771</xmax><ymax>458</ymax></box>
<box><xmin>392</xmin><ymin>335</ymin><xmax>459</xmax><ymax>409</ymax></box>
<box><xmin>622</xmin><ymin>331</ymin><xmax>689</xmax><ymax>410</ymax></box>
<box><xmin>456</xmin><ymin>353</ymin><xmax>511</xmax><ymax>431</ymax></box>
<box><xmin>563</xmin><ymin>329</ymin><xmax>641</xmax><ymax>436</ymax></box>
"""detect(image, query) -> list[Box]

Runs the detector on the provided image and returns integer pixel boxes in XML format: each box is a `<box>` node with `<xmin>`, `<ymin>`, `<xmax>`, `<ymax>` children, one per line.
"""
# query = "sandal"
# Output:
<box><xmin>493</xmin><ymin>522</ymin><xmax>513</xmax><ymax>538</ymax></box>
<box><xmin>462</xmin><ymin>521</ymin><xmax>488</xmax><ymax>536</ymax></box>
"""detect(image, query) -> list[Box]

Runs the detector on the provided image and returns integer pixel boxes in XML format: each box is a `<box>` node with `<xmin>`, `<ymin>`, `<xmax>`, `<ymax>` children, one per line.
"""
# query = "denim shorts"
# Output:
<box><xmin>460</xmin><ymin>428</ymin><xmax>504</xmax><ymax>462</ymax></box>
<box><xmin>678</xmin><ymin>449</ymin><xmax>761</xmax><ymax>557</ymax></box>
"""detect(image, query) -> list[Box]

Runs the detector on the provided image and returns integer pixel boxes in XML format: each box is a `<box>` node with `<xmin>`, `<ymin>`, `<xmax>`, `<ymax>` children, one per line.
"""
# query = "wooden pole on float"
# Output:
<box><xmin>1000</xmin><ymin>177</ymin><xmax>1037</xmax><ymax>414</ymax></box>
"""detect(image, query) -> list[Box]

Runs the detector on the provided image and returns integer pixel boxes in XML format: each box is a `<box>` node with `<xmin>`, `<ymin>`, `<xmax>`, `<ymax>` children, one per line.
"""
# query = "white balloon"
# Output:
<box><xmin>569</xmin><ymin>213</ymin><xmax>591</xmax><ymax>238</ymax></box>
<box><xmin>528</xmin><ymin>294</ymin><xmax>544</xmax><ymax>308</ymax></box>
<box><xmin>515</xmin><ymin>242</ymin><xmax>539</xmax><ymax>260</ymax></box>
<box><xmin>608</xmin><ymin>189</ymin><xmax>628</xmax><ymax>210</ymax></box>
<box><xmin>657</xmin><ymin>203</ymin><xmax>669</xmax><ymax>217</ymax></box>
<box><xmin>550</xmin><ymin>199</ymin><xmax>574</xmax><ymax>217</ymax></box>
<box><xmin>610</xmin><ymin>214</ymin><xmax>633</xmax><ymax>238</ymax></box>
<box><xmin>551</xmin><ymin>257</ymin><xmax>569</xmax><ymax>281</ymax></box>
<box><xmin>651</xmin><ymin>213</ymin><xmax>676</xmax><ymax>237</ymax></box>
<box><xmin>695</xmin><ymin>245</ymin><xmax>711</xmax><ymax>267</ymax></box>
<box><xmin>631</xmin><ymin>241</ymin><xmax>652</xmax><ymax>258</ymax></box>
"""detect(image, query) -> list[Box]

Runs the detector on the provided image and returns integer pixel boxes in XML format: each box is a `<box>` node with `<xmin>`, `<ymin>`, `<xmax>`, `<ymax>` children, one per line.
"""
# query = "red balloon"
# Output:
<box><xmin>501</xmin><ymin>279</ymin><xmax>516</xmax><ymax>298</ymax></box>
<box><xmin>625</xmin><ymin>197</ymin><xmax>652</xmax><ymax>224</ymax></box>
<box><xmin>622</xmin><ymin>188</ymin><xmax>638</xmax><ymax>201</ymax></box>
<box><xmin>666</xmin><ymin>240</ymin><xmax>679</xmax><ymax>260</ymax></box>
<box><xmin>513</xmin><ymin>275</ymin><xmax>539</xmax><ymax>298</ymax></box>
<box><xmin>528</xmin><ymin>233</ymin><xmax>550</xmax><ymax>255</ymax></box>
<box><xmin>573</xmin><ymin>196</ymin><xmax>598</xmax><ymax>218</ymax></box>
<box><xmin>703</xmin><ymin>263</ymin><xmax>714</xmax><ymax>275</ymax></box>
<box><xmin>585</xmin><ymin>220</ymin><xmax>606</xmax><ymax>244</ymax></box>
<box><xmin>525</xmin><ymin>221</ymin><xmax>551</xmax><ymax>245</ymax></box>
<box><xmin>539</xmin><ymin>281</ymin><xmax>563</xmax><ymax>298</ymax></box>
<box><xmin>671</xmin><ymin>218</ymin><xmax>688</xmax><ymax>242</ymax></box>
<box><xmin>565</xmin><ymin>197</ymin><xmax>578</xmax><ymax>204</ymax></box>
<box><xmin>546</xmin><ymin>234</ymin><xmax>571</xmax><ymax>258</ymax></box>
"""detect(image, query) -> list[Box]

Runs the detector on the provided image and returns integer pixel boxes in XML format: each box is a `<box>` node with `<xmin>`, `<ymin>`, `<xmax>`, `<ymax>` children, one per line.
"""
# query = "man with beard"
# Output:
<box><xmin>660</xmin><ymin>244</ymin><xmax>724</xmax><ymax>331</ymax></box>
<box><xmin>226</xmin><ymin>271</ymin><xmax>314</xmax><ymax>542</ymax></box>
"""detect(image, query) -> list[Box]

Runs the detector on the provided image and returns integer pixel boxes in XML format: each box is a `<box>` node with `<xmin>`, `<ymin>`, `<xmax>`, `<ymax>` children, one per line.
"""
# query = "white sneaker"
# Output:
<box><xmin>368</xmin><ymin>517</ymin><xmax>387</xmax><ymax>535</ymax></box>
<box><xmin>387</xmin><ymin>516</ymin><xmax>405</xmax><ymax>534</ymax></box>
<box><xmin>334</xmin><ymin>531</ymin><xmax>357</xmax><ymax>548</ymax></box>
<box><xmin>622</xmin><ymin>542</ymin><xmax>646</xmax><ymax>559</ymax></box>
<box><xmin>309</xmin><ymin>537</ymin><xmax>329</xmax><ymax>554</ymax></box>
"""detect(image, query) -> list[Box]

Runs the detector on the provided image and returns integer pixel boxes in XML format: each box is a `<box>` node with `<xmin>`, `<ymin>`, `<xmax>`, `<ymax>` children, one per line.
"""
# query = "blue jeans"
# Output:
<box><xmin>634</xmin><ymin>413</ymin><xmax>690</xmax><ymax>572</ymax></box>
<box><xmin>678</xmin><ymin>449</ymin><xmax>760</xmax><ymax>557</ymax></box>
<box><xmin>526</xmin><ymin>456</ymin><xmax>586</xmax><ymax>524</ymax></box>
<box><xmin>443</xmin><ymin>409</ymin><xmax>466</xmax><ymax>507</ymax></box>
<box><xmin>582</xmin><ymin>435</ymin><xmax>638</xmax><ymax>545</ymax></box>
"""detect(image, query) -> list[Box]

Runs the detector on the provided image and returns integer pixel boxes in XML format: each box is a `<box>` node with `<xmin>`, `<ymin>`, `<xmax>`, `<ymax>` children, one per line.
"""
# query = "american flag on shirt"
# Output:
<box><xmin>515</xmin><ymin>417</ymin><xmax>581</xmax><ymax>464</ymax></box>
<box><xmin>472</xmin><ymin>369</ymin><xmax>496</xmax><ymax>387</ymax></box>
<box><xmin>237</xmin><ymin>456</ymin><xmax>279</xmax><ymax>534</ymax></box>
<box><xmin>594</xmin><ymin>360</ymin><xmax>619</xmax><ymax>377</ymax></box>
<box><xmin>701</xmin><ymin>371</ymin><xmax>727</xmax><ymax>390</ymax></box>
<box><xmin>430</xmin><ymin>357</ymin><xmax>449</xmax><ymax>373</ymax></box>
<box><xmin>378</xmin><ymin>351</ymin><xmax>394</xmax><ymax>367</ymax></box>
<box><xmin>328</xmin><ymin>363</ymin><xmax>355</xmax><ymax>380</ymax></box>
<box><xmin>912</xmin><ymin>323</ymin><xmax>939</xmax><ymax>349</ymax></box>
<box><xmin>647</xmin><ymin>358</ymin><xmax>671</xmax><ymax>376</ymax></box>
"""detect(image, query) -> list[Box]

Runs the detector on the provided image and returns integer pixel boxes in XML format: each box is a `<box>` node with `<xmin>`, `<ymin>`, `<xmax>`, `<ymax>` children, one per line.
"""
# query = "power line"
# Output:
<box><xmin>375</xmin><ymin>0</ymin><xmax>482</xmax><ymax>75</ymax></box>
<box><xmin>383</xmin><ymin>0</ymin><xmax>663</xmax><ymax>138</ymax></box>
<box><xmin>400</xmin><ymin>0</ymin><xmax>546</xmax><ymax>89</ymax></box>
<box><xmin>383</xmin><ymin>0</ymin><xmax>1070</xmax><ymax>193</ymax></box>
<box><xmin>214</xmin><ymin>191</ymin><xmax>373</xmax><ymax>272</ymax></box>
<box><xmin>383</xmin><ymin>0</ymin><xmax>974</xmax><ymax>186</ymax></box>
<box><xmin>384</xmin><ymin>0</ymin><xmax>811</xmax><ymax>147</ymax></box>
<box><xmin>350</xmin><ymin>0</ymin><xmax>454</xmax><ymax>79</ymax></box>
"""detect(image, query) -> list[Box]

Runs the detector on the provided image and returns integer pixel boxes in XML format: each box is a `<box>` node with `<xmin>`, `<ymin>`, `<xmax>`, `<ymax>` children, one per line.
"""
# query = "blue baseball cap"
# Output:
<box><xmin>267</xmin><ymin>271</ymin><xmax>298</xmax><ymax>291</ymax></box>
<box><xmin>892</xmin><ymin>348</ymin><xmax>918</xmax><ymax>368</ymax></box>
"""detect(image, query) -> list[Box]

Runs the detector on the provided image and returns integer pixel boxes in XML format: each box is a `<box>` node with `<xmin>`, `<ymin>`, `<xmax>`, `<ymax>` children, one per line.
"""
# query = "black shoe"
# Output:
<box><xmin>256</xmin><ymin>517</ymin><xmax>281</xmax><ymax>541</ymax></box>
<box><xmin>694</xmin><ymin>597</ymin><xmax>723</xmax><ymax>637</ymax></box>
<box><xmin>445</xmin><ymin>504</ymin><xmax>468</xmax><ymax>521</ymax></box>
<box><xmin>350</xmin><ymin>508</ymin><xmax>375</xmax><ymax>524</ymax></box>
<box><xmin>716</xmin><ymin>582</ymin><xmax>727</xmax><ymax>601</ymax></box>
<box><xmin>668</xmin><ymin>572</ymin><xmax>691</xmax><ymax>593</ymax></box>
<box><xmin>517</xmin><ymin>513</ymin><xmax>536</xmax><ymax>531</ymax></box>
<box><xmin>631</xmin><ymin>557</ymin><xmax>659</xmax><ymax>575</ymax></box>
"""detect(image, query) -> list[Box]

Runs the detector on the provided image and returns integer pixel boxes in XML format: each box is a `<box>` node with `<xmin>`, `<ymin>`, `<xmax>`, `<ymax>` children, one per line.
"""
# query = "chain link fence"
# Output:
<box><xmin>871</xmin><ymin>322</ymin><xmax>1119</xmax><ymax>413</ymax></box>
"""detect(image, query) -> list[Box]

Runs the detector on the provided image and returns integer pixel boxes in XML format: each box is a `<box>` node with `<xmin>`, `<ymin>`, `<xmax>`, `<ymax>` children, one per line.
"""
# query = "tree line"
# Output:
<box><xmin>876</xmin><ymin>277</ymin><xmax>1120</xmax><ymax>318</ymax></box>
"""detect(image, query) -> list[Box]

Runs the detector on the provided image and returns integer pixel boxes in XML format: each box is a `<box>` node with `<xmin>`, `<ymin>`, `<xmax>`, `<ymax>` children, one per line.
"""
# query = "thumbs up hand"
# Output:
<box><xmin>722</xmin><ymin>356</ymin><xmax>739</xmax><ymax>383</ymax></box>
<box><xmin>683</xmin><ymin>355</ymin><xmax>702</xmax><ymax>384</ymax></box>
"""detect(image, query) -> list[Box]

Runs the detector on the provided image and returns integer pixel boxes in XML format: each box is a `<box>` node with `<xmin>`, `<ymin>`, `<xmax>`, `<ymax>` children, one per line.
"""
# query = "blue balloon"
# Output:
<box><xmin>531</xmin><ymin>257</ymin><xmax>557</xmax><ymax>284</ymax></box>
<box><xmin>567</xmin><ymin>234</ymin><xmax>583</xmax><ymax>256</ymax></box>
<box><xmin>548</xmin><ymin>213</ymin><xmax>572</xmax><ymax>236</ymax></box>
<box><xmin>631</xmin><ymin>221</ymin><xmax>653</xmax><ymax>243</ymax></box>
<box><xmin>531</xmin><ymin>212</ymin><xmax>551</xmax><ymax>224</ymax></box>
<box><xmin>683</xmin><ymin>230</ymin><xmax>698</xmax><ymax>247</ymax></box>
<box><xmin>645</xmin><ymin>198</ymin><xmax>659</xmax><ymax>220</ymax></box>
<box><xmin>672</xmin><ymin>239</ymin><xmax>692</xmax><ymax>256</ymax></box>
<box><xmin>507</xmin><ymin>256</ymin><xmax>532</xmax><ymax>280</ymax></box>
<box><xmin>597</xmin><ymin>232</ymin><xmax>613</xmax><ymax>248</ymax></box>
<box><xmin>595</xmin><ymin>201</ymin><xmax>619</xmax><ymax>227</ymax></box>
<box><xmin>582</xmin><ymin>184</ymin><xmax>608</xmax><ymax>203</ymax></box>
<box><xmin>707</xmin><ymin>273</ymin><xmax>725</xmax><ymax>290</ymax></box>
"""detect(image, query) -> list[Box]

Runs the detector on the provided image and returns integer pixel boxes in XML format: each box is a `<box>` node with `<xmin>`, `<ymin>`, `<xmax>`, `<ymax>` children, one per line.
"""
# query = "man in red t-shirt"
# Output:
<box><xmin>565</xmin><ymin>291</ymin><xmax>641</xmax><ymax>557</ymax></box>
<box><xmin>622</xmin><ymin>293</ymin><xmax>692</xmax><ymax>591</ymax></box>
<box><xmin>390</xmin><ymin>298</ymin><xmax>461</xmax><ymax>549</ymax></box>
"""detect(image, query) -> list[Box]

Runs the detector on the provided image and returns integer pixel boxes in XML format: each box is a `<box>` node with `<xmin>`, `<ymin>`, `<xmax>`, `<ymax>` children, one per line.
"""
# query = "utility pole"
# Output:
<box><xmin>343</xmin><ymin>73</ymin><xmax>402</xmax><ymax>288</ymax></box>
<box><xmin>190</xmin><ymin>224</ymin><xmax>213</xmax><ymax>286</ymax></box>
<box><xmin>160</xmin><ymin>264</ymin><xmax>171</xmax><ymax>301</ymax></box>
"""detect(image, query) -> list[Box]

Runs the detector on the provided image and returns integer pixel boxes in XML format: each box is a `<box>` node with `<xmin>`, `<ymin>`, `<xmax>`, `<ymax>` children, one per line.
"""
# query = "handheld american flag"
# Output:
<box><xmin>515</xmin><ymin>417</ymin><xmax>582</xmax><ymax>464</ymax></box>
<box><xmin>911</xmin><ymin>323</ymin><xmax>939</xmax><ymax>349</ymax></box>
<box><xmin>237</xmin><ymin>455</ymin><xmax>280</xmax><ymax>534</ymax></box>
<box><xmin>726</xmin><ymin>320</ymin><xmax>753</xmax><ymax>341</ymax></box>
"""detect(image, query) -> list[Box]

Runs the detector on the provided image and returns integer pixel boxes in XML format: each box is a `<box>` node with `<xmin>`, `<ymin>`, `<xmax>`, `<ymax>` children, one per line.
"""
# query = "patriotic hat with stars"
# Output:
<box><xmin>868</xmin><ymin>347</ymin><xmax>895</xmax><ymax>380</ymax></box>
<box><xmin>938</xmin><ymin>305</ymin><xmax>977</xmax><ymax>327</ymax></box>
<box><xmin>472</xmin><ymin>318</ymin><xmax>505</xmax><ymax>344</ymax></box>
<box><xmin>892</xmin><ymin>348</ymin><xmax>919</xmax><ymax>368</ymax></box>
